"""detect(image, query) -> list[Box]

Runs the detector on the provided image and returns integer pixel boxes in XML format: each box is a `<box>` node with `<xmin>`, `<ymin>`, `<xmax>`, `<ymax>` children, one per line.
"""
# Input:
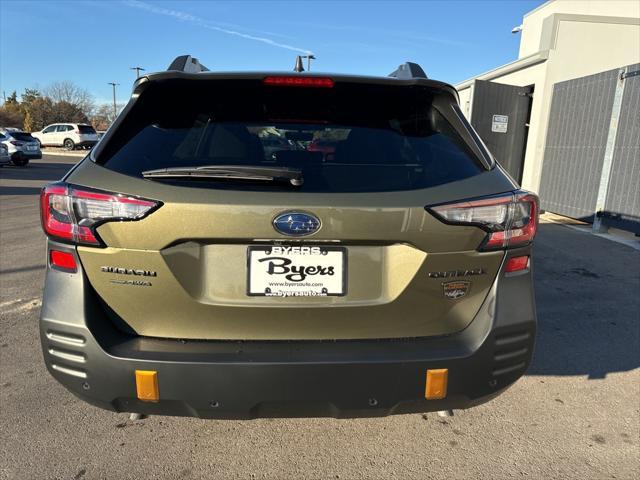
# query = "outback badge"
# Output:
<box><xmin>443</xmin><ymin>281</ymin><xmax>470</xmax><ymax>300</ymax></box>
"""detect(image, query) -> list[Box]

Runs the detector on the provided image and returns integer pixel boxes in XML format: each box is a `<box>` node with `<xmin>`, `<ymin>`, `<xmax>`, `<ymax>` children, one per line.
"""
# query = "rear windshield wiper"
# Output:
<box><xmin>141</xmin><ymin>165</ymin><xmax>304</xmax><ymax>186</ymax></box>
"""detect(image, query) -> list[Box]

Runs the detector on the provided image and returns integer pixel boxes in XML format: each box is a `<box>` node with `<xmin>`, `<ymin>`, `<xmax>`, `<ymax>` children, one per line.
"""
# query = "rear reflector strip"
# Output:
<box><xmin>47</xmin><ymin>347</ymin><xmax>86</xmax><ymax>364</ymax></box>
<box><xmin>52</xmin><ymin>363</ymin><xmax>87</xmax><ymax>379</ymax></box>
<box><xmin>505</xmin><ymin>255</ymin><xmax>530</xmax><ymax>273</ymax></box>
<box><xmin>263</xmin><ymin>76</ymin><xmax>334</xmax><ymax>88</ymax></box>
<box><xmin>45</xmin><ymin>330</ymin><xmax>86</xmax><ymax>346</ymax></box>
<box><xmin>50</xmin><ymin>250</ymin><xmax>77</xmax><ymax>272</ymax></box>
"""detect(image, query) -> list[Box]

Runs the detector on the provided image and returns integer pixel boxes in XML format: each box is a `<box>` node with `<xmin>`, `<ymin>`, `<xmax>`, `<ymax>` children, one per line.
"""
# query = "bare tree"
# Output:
<box><xmin>44</xmin><ymin>81</ymin><xmax>95</xmax><ymax>117</ymax></box>
<box><xmin>90</xmin><ymin>103</ymin><xmax>124</xmax><ymax>131</ymax></box>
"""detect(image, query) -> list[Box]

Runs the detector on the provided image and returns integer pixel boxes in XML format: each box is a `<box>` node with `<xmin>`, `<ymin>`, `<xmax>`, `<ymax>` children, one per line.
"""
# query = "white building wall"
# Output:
<box><xmin>549</xmin><ymin>19</ymin><xmax>640</xmax><ymax>83</ymax></box>
<box><xmin>457</xmin><ymin>86</ymin><xmax>473</xmax><ymax>117</ymax></box>
<box><xmin>518</xmin><ymin>0</ymin><xmax>640</xmax><ymax>58</ymax></box>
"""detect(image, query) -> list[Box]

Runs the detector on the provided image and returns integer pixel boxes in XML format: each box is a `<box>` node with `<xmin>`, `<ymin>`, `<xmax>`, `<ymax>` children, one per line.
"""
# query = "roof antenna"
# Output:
<box><xmin>293</xmin><ymin>55</ymin><xmax>305</xmax><ymax>72</ymax></box>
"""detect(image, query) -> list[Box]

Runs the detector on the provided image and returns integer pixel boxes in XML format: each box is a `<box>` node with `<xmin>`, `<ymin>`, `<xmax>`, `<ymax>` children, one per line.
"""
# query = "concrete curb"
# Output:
<box><xmin>41</xmin><ymin>150</ymin><xmax>88</xmax><ymax>158</ymax></box>
<box><xmin>542</xmin><ymin>213</ymin><xmax>640</xmax><ymax>251</ymax></box>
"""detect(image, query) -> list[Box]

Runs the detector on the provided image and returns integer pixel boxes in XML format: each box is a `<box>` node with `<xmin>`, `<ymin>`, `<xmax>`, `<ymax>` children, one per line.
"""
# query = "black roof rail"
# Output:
<box><xmin>167</xmin><ymin>55</ymin><xmax>210</xmax><ymax>73</ymax></box>
<box><xmin>388</xmin><ymin>62</ymin><xmax>428</xmax><ymax>80</ymax></box>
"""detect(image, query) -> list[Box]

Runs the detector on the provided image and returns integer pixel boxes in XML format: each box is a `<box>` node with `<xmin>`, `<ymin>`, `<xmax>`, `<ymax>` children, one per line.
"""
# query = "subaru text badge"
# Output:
<box><xmin>273</xmin><ymin>212</ymin><xmax>321</xmax><ymax>236</ymax></box>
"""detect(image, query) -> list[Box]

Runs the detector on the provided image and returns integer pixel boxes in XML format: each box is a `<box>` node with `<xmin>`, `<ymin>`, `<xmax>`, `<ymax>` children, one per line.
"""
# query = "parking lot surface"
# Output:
<box><xmin>1</xmin><ymin>155</ymin><xmax>639</xmax><ymax>479</ymax></box>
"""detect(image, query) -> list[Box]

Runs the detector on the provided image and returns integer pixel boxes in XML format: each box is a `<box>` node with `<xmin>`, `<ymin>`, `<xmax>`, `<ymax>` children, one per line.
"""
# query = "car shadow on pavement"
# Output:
<box><xmin>0</xmin><ymin>162</ymin><xmax>77</xmax><ymax>195</ymax></box>
<box><xmin>0</xmin><ymin>264</ymin><xmax>45</xmax><ymax>275</ymax></box>
<box><xmin>0</xmin><ymin>186</ymin><xmax>43</xmax><ymax>195</ymax></box>
<box><xmin>527</xmin><ymin>223</ymin><xmax>640</xmax><ymax>379</ymax></box>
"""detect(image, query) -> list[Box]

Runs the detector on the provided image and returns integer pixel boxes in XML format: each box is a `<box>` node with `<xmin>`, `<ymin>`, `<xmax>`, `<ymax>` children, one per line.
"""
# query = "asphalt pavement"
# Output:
<box><xmin>1</xmin><ymin>155</ymin><xmax>638</xmax><ymax>479</ymax></box>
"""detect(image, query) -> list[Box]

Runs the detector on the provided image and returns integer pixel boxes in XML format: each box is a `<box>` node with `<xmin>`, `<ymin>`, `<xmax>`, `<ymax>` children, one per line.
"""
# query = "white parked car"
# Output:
<box><xmin>31</xmin><ymin>123</ymin><xmax>99</xmax><ymax>150</ymax></box>
<box><xmin>0</xmin><ymin>142</ymin><xmax>10</xmax><ymax>166</ymax></box>
<box><xmin>0</xmin><ymin>129</ymin><xmax>42</xmax><ymax>166</ymax></box>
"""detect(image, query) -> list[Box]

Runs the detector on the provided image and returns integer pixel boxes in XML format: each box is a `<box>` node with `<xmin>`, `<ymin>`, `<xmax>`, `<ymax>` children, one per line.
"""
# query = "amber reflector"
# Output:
<box><xmin>425</xmin><ymin>369</ymin><xmax>448</xmax><ymax>400</ymax></box>
<box><xmin>135</xmin><ymin>370</ymin><xmax>159</xmax><ymax>402</ymax></box>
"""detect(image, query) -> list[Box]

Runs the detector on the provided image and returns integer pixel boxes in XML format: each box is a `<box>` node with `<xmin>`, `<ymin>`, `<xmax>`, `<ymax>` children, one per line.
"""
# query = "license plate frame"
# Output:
<box><xmin>247</xmin><ymin>245</ymin><xmax>347</xmax><ymax>297</ymax></box>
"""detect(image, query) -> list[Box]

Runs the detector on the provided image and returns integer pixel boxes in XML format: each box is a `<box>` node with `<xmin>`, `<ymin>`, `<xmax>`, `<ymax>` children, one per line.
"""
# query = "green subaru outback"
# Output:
<box><xmin>39</xmin><ymin>56</ymin><xmax>538</xmax><ymax>419</ymax></box>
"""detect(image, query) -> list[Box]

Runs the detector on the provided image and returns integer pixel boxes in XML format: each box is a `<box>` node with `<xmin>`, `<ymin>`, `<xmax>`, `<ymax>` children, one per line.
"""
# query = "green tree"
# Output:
<box><xmin>0</xmin><ymin>106</ymin><xmax>24</xmax><ymax>128</ymax></box>
<box><xmin>19</xmin><ymin>88</ymin><xmax>43</xmax><ymax>130</ymax></box>
<box><xmin>51</xmin><ymin>101</ymin><xmax>89</xmax><ymax>124</ymax></box>
<box><xmin>24</xmin><ymin>97</ymin><xmax>54</xmax><ymax>131</ymax></box>
<box><xmin>5</xmin><ymin>91</ymin><xmax>18</xmax><ymax>106</ymax></box>
<box><xmin>2</xmin><ymin>91</ymin><xmax>25</xmax><ymax>128</ymax></box>
<box><xmin>21</xmin><ymin>88</ymin><xmax>41</xmax><ymax>106</ymax></box>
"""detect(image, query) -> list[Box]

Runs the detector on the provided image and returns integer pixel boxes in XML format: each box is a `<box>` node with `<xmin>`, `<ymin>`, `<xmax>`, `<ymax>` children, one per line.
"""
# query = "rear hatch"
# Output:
<box><xmin>78</xmin><ymin>124</ymin><xmax>98</xmax><ymax>140</ymax></box>
<box><xmin>65</xmin><ymin>74</ymin><xmax>517</xmax><ymax>340</ymax></box>
<box><xmin>9</xmin><ymin>131</ymin><xmax>40</xmax><ymax>151</ymax></box>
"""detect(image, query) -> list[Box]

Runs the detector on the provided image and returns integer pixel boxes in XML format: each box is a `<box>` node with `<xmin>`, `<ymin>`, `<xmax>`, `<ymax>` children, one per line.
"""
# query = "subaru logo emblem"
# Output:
<box><xmin>273</xmin><ymin>212</ymin><xmax>321</xmax><ymax>236</ymax></box>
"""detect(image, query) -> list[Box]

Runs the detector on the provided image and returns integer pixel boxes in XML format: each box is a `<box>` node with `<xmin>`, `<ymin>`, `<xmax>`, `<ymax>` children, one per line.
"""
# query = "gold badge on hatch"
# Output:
<box><xmin>442</xmin><ymin>281</ymin><xmax>470</xmax><ymax>300</ymax></box>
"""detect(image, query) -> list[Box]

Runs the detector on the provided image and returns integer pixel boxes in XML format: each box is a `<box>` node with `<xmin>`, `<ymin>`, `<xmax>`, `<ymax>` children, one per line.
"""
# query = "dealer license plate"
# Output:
<box><xmin>247</xmin><ymin>245</ymin><xmax>346</xmax><ymax>297</ymax></box>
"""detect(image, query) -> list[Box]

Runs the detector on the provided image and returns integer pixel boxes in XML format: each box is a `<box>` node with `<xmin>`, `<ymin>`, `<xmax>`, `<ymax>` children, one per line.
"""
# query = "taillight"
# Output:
<box><xmin>40</xmin><ymin>182</ymin><xmax>160</xmax><ymax>246</ymax></box>
<box><xmin>428</xmin><ymin>191</ymin><xmax>539</xmax><ymax>251</ymax></box>
<box><xmin>263</xmin><ymin>76</ymin><xmax>334</xmax><ymax>88</ymax></box>
<box><xmin>10</xmin><ymin>140</ymin><xmax>23</xmax><ymax>146</ymax></box>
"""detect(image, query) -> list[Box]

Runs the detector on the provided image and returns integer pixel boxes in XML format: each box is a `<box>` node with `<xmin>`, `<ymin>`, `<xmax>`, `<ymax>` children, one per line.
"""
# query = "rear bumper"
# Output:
<box><xmin>12</xmin><ymin>150</ymin><xmax>42</xmax><ymax>160</ymax></box>
<box><xmin>75</xmin><ymin>140</ymin><xmax>97</xmax><ymax>148</ymax></box>
<box><xmin>40</xmin><ymin>243</ymin><xmax>536</xmax><ymax>419</ymax></box>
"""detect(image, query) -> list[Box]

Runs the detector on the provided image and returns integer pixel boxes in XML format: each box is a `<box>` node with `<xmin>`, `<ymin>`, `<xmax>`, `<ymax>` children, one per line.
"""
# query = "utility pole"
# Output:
<box><xmin>108</xmin><ymin>82</ymin><xmax>119</xmax><ymax>120</ymax></box>
<box><xmin>130</xmin><ymin>66</ymin><xmax>146</xmax><ymax>78</ymax></box>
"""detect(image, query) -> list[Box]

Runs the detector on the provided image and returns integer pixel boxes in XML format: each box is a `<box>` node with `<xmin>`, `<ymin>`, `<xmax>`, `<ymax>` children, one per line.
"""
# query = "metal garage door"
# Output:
<box><xmin>470</xmin><ymin>80</ymin><xmax>533</xmax><ymax>183</ymax></box>
<box><xmin>602</xmin><ymin>67</ymin><xmax>640</xmax><ymax>232</ymax></box>
<box><xmin>539</xmin><ymin>64</ymin><xmax>640</xmax><ymax>233</ymax></box>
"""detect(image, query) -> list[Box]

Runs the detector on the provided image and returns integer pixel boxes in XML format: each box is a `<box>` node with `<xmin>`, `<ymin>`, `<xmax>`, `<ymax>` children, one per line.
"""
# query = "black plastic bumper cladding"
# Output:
<box><xmin>40</xmin><ymin>240</ymin><xmax>536</xmax><ymax>419</ymax></box>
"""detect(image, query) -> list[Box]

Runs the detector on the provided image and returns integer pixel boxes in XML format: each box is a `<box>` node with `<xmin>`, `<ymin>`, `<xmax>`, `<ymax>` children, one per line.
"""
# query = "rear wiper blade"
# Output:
<box><xmin>141</xmin><ymin>165</ymin><xmax>303</xmax><ymax>186</ymax></box>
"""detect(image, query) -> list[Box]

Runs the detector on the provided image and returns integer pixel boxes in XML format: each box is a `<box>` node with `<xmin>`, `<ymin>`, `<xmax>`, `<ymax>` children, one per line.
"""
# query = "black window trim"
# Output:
<box><xmin>450</xmin><ymin>104</ymin><xmax>494</xmax><ymax>170</ymax></box>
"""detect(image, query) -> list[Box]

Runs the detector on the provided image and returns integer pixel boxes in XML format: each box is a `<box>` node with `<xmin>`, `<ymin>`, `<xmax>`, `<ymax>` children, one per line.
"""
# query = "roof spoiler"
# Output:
<box><xmin>388</xmin><ymin>62</ymin><xmax>428</xmax><ymax>80</ymax></box>
<box><xmin>165</xmin><ymin>56</ymin><xmax>427</xmax><ymax>80</ymax></box>
<box><xmin>167</xmin><ymin>55</ymin><xmax>210</xmax><ymax>73</ymax></box>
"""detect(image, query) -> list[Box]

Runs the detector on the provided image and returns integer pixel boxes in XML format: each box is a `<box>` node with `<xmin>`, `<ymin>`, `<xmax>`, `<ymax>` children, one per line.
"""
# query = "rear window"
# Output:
<box><xmin>97</xmin><ymin>79</ymin><xmax>485</xmax><ymax>193</ymax></box>
<box><xmin>78</xmin><ymin>125</ymin><xmax>96</xmax><ymax>134</ymax></box>
<box><xmin>9</xmin><ymin>132</ymin><xmax>36</xmax><ymax>141</ymax></box>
